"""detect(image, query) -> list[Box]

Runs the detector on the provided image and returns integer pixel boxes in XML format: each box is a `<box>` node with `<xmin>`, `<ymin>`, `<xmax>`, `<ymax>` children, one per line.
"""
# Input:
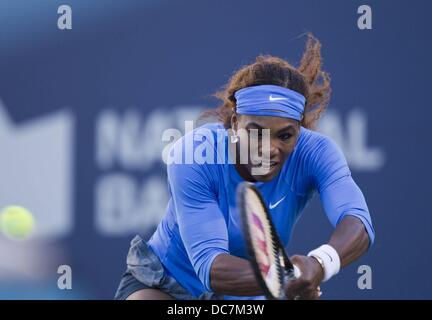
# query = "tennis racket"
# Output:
<box><xmin>237</xmin><ymin>181</ymin><xmax>301</xmax><ymax>300</ymax></box>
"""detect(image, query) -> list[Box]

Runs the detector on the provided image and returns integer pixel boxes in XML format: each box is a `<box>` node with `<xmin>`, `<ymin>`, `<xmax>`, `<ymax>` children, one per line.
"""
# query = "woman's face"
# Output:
<box><xmin>233</xmin><ymin>114</ymin><xmax>301</xmax><ymax>182</ymax></box>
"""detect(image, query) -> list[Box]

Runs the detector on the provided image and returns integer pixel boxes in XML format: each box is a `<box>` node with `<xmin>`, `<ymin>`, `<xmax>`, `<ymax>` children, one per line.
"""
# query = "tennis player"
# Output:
<box><xmin>114</xmin><ymin>34</ymin><xmax>374</xmax><ymax>300</ymax></box>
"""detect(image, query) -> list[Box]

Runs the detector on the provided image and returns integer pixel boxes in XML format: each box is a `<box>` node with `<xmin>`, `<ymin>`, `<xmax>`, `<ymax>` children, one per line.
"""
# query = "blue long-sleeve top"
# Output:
<box><xmin>147</xmin><ymin>122</ymin><xmax>375</xmax><ymax>299</ymax></box>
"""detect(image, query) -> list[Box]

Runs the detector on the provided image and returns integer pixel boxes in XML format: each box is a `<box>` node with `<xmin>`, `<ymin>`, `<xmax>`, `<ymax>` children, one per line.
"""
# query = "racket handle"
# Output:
<box><xmin>293</xmin><ymin>264</ymin><xmax>301</xmax><ymax>279</ymax></box>
<box><xmin>284</xmin><ymin>264</ymin><xmax>301</xmax><ymax>282</ymax></box>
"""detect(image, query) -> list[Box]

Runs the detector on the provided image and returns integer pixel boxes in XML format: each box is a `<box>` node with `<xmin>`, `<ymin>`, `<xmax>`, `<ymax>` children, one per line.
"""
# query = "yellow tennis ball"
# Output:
<box><xmin>0</xmin><ymin>206</ymin><xmax>35</xmax><ymax>240</ymax></box>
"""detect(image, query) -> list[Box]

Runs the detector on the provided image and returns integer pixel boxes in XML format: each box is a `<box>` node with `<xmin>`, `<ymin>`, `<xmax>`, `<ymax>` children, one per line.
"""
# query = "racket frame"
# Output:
<box><xmin>237</xmin><ymin>182</ymin><xmax>296</xmax><ymax>299</ymax></box>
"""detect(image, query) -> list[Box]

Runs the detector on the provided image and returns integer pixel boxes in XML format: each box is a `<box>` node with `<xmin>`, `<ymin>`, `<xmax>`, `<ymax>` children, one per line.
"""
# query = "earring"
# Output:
<box><xmin>231</xmin><ymin>131</ymin><xmax>239</xmax><ymax>143</ymax></box>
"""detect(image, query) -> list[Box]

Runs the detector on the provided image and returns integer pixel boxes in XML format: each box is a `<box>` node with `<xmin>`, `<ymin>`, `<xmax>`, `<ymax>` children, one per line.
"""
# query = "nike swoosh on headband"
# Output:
<box><xmin>269</xmin><ymin>95</ymin><xmax>287</xmax><ymax>101</ymax></box>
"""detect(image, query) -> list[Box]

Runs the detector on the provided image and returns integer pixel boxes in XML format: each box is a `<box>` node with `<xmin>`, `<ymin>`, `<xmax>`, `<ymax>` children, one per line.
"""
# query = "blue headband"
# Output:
<box><xmin>234</xmin><ymin>85</ymin><xmax>306</xmax><ymax>121</ymax></box>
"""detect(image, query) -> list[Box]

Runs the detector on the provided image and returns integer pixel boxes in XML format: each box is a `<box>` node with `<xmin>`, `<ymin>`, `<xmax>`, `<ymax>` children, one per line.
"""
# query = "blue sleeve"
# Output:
<box><xmin>311</xmin><ymin>136</ymin><xmax>375</xmax><ymax>245</ymax></box>
<box><xmin>167</xmin><ymin>161</ymin><xmax>230</xmax><ymax>292</ymax></box>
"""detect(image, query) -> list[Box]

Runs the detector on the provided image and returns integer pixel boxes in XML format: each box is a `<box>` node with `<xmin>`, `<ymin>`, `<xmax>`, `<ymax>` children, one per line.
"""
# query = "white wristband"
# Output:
<box><xmin>307</xmin><ymin>244</ymin><xmax>340</xmax><ymax>282</ymax></box>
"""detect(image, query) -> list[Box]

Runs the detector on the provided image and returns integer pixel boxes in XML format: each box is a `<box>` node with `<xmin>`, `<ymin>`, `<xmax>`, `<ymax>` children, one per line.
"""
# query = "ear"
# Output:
<box><xmin>231</xmin><ymin>112</ymin><xmax>238</xmax><ymax>131</ymax></box>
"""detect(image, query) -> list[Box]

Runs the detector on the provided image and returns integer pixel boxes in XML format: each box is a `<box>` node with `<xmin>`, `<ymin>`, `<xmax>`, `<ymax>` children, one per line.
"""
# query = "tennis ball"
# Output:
<box><xmin>0</xmin><ymin>206</ymin><xmax>35</xmax><ymax>240</ymax></box>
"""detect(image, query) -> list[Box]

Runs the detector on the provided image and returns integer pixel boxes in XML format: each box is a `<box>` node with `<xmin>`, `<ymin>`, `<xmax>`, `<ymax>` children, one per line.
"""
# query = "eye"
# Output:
<box><xmin>279</xmin><ymin>133</ymin><xmax>292</xmax><ymax>141</ymax></box>
<box><xmin>249</xmin><ymin>130</ymin><xmax>263</xmax><ymax>138</ymax></box>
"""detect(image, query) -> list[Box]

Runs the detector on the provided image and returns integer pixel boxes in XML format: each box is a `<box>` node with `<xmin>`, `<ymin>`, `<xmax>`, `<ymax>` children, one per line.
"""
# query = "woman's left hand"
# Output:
<box><xmin>283</xmin><ymin>255</ymin><xmax>324</xmax><ymax>300</ymax></box>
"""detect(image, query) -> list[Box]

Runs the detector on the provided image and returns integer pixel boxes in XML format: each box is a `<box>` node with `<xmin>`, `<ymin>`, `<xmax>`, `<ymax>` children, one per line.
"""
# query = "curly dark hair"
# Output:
<box><xmin>201</xmin><ymin>33</ymin><xmax>331</xmax><ymax>130</ymax></box>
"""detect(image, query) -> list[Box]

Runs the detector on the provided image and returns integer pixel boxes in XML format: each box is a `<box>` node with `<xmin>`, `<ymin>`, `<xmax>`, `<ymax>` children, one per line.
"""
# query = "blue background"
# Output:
<box><xmin>0</xmin><ymin>0</ymin><xmax>430</xmax><ymax>299</ymax></box>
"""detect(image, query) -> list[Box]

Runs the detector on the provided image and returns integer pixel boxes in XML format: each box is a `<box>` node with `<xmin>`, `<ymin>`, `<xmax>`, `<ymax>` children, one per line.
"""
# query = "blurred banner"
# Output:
<box><xmin>0</xmin><ymin>0</ymin><xmax>430</xmax><ymax>299</ymax></box>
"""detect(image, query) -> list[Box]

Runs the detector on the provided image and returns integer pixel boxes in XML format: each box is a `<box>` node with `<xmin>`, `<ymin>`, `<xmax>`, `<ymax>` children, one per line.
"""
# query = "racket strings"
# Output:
<box><xmin>245</xmin><ymin>190</ymin><xmax>284</xmax><ymax>297</ymax></box>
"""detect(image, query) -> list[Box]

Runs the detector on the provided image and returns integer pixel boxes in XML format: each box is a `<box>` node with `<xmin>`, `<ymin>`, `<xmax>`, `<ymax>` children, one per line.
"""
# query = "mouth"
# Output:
<box><xmin>250</xmin><ymin>161</ymin><xmax>280</xmax><ymax>179</ymax></box>
<box><xmin>251</xmin><ymin>160</ymin><xmax>279</xmax><ymax>173</ymax></box>
<box><xmin>260</xmin><ymin>160</ymin><xmax>278</xmax><ymax>168</ymax></box>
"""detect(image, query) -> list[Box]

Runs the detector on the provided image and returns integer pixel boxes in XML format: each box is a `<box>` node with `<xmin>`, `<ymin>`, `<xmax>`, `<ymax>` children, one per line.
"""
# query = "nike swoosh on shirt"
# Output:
<box><xmin>269</xmin><ymin>196</ymin><xmax>286</xmax><ymax>209</ymax></box>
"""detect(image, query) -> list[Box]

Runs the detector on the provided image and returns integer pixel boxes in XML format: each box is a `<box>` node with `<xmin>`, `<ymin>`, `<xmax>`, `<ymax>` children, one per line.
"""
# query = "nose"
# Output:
<box><xmin>257</xmin><ymin>137</ymin><xmax>280</xmax><ymax>160</ymax></box>
<box><xmin>269</xmin><ymin>142</ymin><xmax>280</xmax><ymax>159</ymax></box>
<box><xmin>259</xmin><ymin>140</ymin><xmax>281</xmax><ymax>159</ymax></box>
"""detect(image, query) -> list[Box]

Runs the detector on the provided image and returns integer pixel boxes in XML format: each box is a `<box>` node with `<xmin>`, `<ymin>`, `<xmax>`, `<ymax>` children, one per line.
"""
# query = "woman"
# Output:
<box><xmin>115</xmin><ymin>34</ymin><xmax>374</xmax><ymax>300</ymax></box>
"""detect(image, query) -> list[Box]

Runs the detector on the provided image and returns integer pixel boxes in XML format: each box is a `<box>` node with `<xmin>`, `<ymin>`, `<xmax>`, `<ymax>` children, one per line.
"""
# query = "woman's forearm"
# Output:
<box><xmin>210</xmin><ymin>216</ymin><xmax>370</xmax><ymax>296</ymax></box>
<box><xmin>328</xmin><ymin>215</ymin><xmax>370</xmax><ymax>268</ymax></box>
<box><xmin>210</xmin><ymin>254</ymin><xmax>264</xmax><ymax>296</ymax></box>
